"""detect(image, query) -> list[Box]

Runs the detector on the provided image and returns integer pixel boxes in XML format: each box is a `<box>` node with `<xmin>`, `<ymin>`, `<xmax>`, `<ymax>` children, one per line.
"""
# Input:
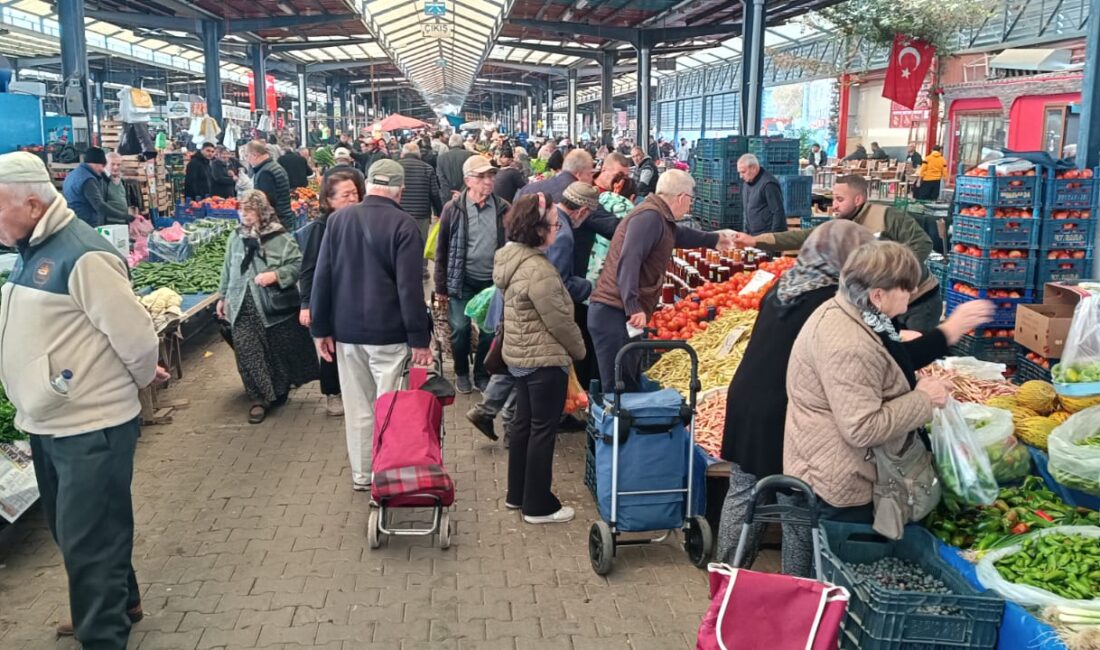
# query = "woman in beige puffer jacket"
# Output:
<box><xmin>493</xmin><ymin>193</ymin><xmax>585</xmax><ymax>524</ymax></box>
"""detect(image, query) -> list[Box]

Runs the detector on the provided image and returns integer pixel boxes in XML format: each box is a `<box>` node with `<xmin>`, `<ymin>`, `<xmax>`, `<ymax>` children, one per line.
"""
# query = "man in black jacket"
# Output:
<box><xmin>310</xmin><ymin>159</ymin><xmax>432</xmax><ymax>491</ymax></box>
<box><xmin>397</xmin><ymin>142</ymin><xmax>443</xmax><ymax>244</ymax></box>
<box><xmin>870</xmin><ymin>142</ymin><xmax>890</xmax><ymax>161</ymax></box>
<box><xmin>437</xmin><ymin>134</ymin><xmax>475</xmax><ymax>199</ymax></box>
<box><xmin>246</xmin><ymin>141</ymin><xmax>296</xmax><ymax>231</ymax></box>
<box><xmin>737</xmin><ymin>153</ymin><xmax>787</xmax><ymax>236</ymax></box>
<box><xmin>278</xmin><ymin>146</ymin><xmax>312</xmax><ymax>189</ymax></box>
<box><xmin>210</xmin><ymin>147</ymin><xmax>237</xmax><ymax>197</ymax></box>
<box><xmin>631</xmin><ymin>146</ymin><xmax>659</xmax><ymax>197</ymax></box>
<box><xmin>183</xmin><ymin>142</ymin><xmax>215</xmax><ymax>198</ymax></box>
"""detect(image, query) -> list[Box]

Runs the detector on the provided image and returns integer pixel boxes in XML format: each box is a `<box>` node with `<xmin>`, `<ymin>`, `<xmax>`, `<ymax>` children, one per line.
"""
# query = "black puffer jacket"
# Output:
<box><xmin>252</xmin><ymin>158</ymin><xmax>296</xmax><ymax>231</ymax></box>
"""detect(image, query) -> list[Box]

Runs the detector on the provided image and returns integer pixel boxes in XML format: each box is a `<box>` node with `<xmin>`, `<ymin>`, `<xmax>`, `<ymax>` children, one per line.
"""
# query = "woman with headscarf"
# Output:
<box><xmin>714</xmin><ymin>220</ymin><xmax>874</xmax><ymax>567</ymax></box>
<box><xmin>216</xmin><ymin>190</ymin><xmax>320</xmax><ymax>423</ymax></box>
<box><xmin>514</xmin><ymin>148</ymin><xmax>534</xmax><ymax>179</ymax></box>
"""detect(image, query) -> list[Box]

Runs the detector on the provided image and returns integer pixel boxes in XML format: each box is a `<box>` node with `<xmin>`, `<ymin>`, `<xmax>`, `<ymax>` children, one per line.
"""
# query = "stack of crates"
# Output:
<box><xmin>691</xmin><ymin>136</ymin><xmax>748</xmax><ymax>231</ymax></box>
<box><xmin>947</xmin><ymin>164</ymin><xmax>1040</xmax><ymax>366</ymax></box>
<box><xmin>777</xmin><ymin>174</ymin><xmax>813</xmax><ymax>221</ymax></box>
<box><xmin>747</xmin><ymin>136</ymin><xmax>800</xmax><ymax>176</ymax></box>
<box><xmin>1036</xmin><ymin>166</ymin><xmax>1096</xmax><ymax>299</ymax></box>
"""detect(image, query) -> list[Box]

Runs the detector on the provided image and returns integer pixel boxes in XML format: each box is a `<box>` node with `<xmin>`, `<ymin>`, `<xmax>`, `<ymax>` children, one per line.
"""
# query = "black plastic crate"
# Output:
<box><xmin>951</xmin><ymin>215</ymin><xmax>1039</xmax><ymax>249</ymax></box>
<box><xmin>952</xmin><ymin>329</ymin><xmax>1019</xmax><ymax>365</ymax></box>
<box><xmin>820</xmin><ymin>522</ymin><xmax>1004</xmax><ymax>650</ymax></box>
<box><xmin>1035</xmin><ymin>253</ymin><xmax>1093</xmax><ymax>288</ymax></box>
<box><xmin>945</xmin><ymin>285</ymin><xmax>1032</xmax><ymax>328</ymax></box>
<box><xmin>1043</xmin><ymin>169</ymin><xmax>1098</xmax><ymax>209</ymax></box>
<box><xmin>778</xmin><ymin>174</ymin><xmax>813</xmax><ymax>215</ymax></box>
<box><xmin>695</xmin><ymin>136</ymin><xmax>749</xmax><ymax>159</ymax></box>
<box><xmin>1039</xmin><ymin>216</ymin><xmax>1096</xmax><ymax>250</ymax></box>
<box><xmin>949</xmin><ymin>252</ymin><xmax>1035</xmax><ymax>288</ymax></box>
<box><xmin>695</xmin><ymin>178</ymin><xmax>741</xmax><ymax>205</ymax></box>
<box><xmin>1014</xmin><ymin>348</ymin><xmax>1056</xmax><ymax>384</ymax></box>
<box><xmin>955</xmin><ymin>168</ymin><xmax>1038</xmax><ymax>207</ymax></box>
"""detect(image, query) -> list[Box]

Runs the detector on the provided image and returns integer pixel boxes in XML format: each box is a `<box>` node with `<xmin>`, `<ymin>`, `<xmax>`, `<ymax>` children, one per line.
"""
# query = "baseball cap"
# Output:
<box><xmin>333</xmin><ymin>147</ymin><xmax>352</xmax><ymax>160</ymax></box>
<box><xmin>563</xmin><ymin>182</ymin><xmax>600</xmax><ymax>210</ymax></box>
<box><xmin>463</xmin><ymin>156</ymin><xmax>496</xmax><ymax>177</ymax></box>
<box><xmin>0</xmin><ymin>151</ymin><xmax>51</xmax><ymax>183</ymax></box>
<box><xmin>366</xmin><ymin>159</ymin><xmax>405</xmax><ymax>187</ymax></box>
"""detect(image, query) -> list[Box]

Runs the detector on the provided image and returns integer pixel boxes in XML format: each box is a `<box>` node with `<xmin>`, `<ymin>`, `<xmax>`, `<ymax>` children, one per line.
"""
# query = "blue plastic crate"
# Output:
<box><xmin>1035</xmin><ymin>253</ymin><xmax>1093</xmax><ymax>287</ymax></box>
<box><xmin>799</xmin><ymin>214</ymin><xmax>831</xmax><ymax>230</ymax></box>
<box><xmin>777</xmin><ymin>174</ymin><xmax>812</xmax><ymax>215</ymax></box>
<box><xmin>1013</xmin><ymin>348</ymin><xmax>1056</xmax><ymax>384</ymax></box>
<box><xmin>1039</xmin><ymin>217</ymin><xmax>1096</xmax><ymax>249</ymax></box>
<box><xmin>696</xmin><ymin>214</ymin><xmax>743</xmax><ymax>232</ymax></box>
<box><xmin>952</xmin><ymin>214</ymin><xmax>1039</xmax><ymax>249</ymax></box>
<box><xmin>820</xmin><ymin>522</ymin><xmax>1004</xmax><ymax>650</ymax></box>
<box><xmin>952</xmin><ymin>329</ymin><xmax>1019</xmax><ymax>365</ymax></box>
<box><xmin>695</xmin><ymin>136</ymin><xmax>749</xmax><ymax>159</ymax></box>
<box><xmin>1043</xmin><ymin>169</ymin><xmax>1098</xmax><ymax>209</ymax></box>
<box><xmin>950</xmin><ymin>252</ymin><xmax>1035</xmax><ymax>288</ymax></box>
<box><xmin>955</xmin><ymin>171</ymin><xmax>1038</xmax><ymax>207</ymax></box>
<box><xmin>691</xmin><ymin>157</ymin><xmax>738</xmax><ymax>181</ymax></box>
<box><xmin>205</xmin><ymin>207</ymin><xmax>239</xmax><ymax>219</ymax></box>
<box><xmin>946</xmin><ymin>285</ymin><xmax>1032</xmax><ymax>328</ymax></box>
<box><xmin>174</xmin><ymin>203</ymin><xmax>206</xmax><ymax>219</ymax></box>
<box><xmin>928</xmin><ymin>257</ymin><xmax>949</xmax><ymax>301</ymax></box>
<box><xmin>695</xmin><ymin>178</ymin><xmax>741</xmax><ymax>205</ymax></box>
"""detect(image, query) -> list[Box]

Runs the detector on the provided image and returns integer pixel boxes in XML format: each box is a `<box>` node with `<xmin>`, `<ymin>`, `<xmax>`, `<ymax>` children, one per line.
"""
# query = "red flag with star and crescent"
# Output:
<box><xmin>882</xmin><ymin>34</ymin><xmax>935</xmax><ymax>109</ymax></box>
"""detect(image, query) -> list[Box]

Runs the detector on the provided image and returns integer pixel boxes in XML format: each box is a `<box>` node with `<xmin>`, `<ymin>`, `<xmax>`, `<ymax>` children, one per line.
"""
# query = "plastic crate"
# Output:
<box><xmin>951</xmin><ymin>215</ymin><xmax>1039</xmax><ymax>249</ymax></box>
<box><xmin>695</xmin><ymin>136</ymin><xmax>749</xmax><ymax>159</ymax></box>
<box><xmin>174</xmin><ymin>202</ymin><xmax>206</xmax><ymax>219</ymax></box>
<box><xmin>1035</xmin><ymin>253</ymin><xmax>1093</xmax><ymax>287</ymax></box>
<box><xmin>691</xmin><ymin>157</ymin><xmax>738</xmax><ymax>181</ymax></box>
<box><xmin>952</xmin><ymin>329</ymin><xmax>1019</xmax><ymax>365</ymax></box>
<box><xmin>1043</xmin><ymin>169</ymin><xmax>1098</xmax><ymax>209</ymax></box>
<box><xmin>697</xmin><ymin>213</ymin><xmax>743</xmax><ymax>232</ymax></box>
<box><xmin>778</xmin><ymin>175</ymin><xmax>813</xmax><ymax>215</ymax></box>
<box><xmin>205</xmin><ymin>207</ymin><xmax>238</xmax><ymax>219</ymax></box>
<box><xmin>692</xmin><ymin>199</ymin><xmax>742</xmax><ymax>220</ymax></box>
<box><xmin>954</xmin><ymin>172</ymin><xmax>1038</xmax><ymax>208</ymax></box>
<box><xmin>747</xmin><ymin>136</ymin><xmax>800</xmax><ymax>162</ymax></box>
<box><xmin>800</xmin><ymin>214</ymin><xmax>831</xmax><ymax>230</ymax></box>
<box><xmin>820</xmin><ymin>521</ymin><xmax>1004</xmax><ymax>650</ymax></box>
<box><xmin>927</xmin><ymin>257</ymin><xmax>949</xmax><ymax>302</ymax></box>
<box><xmin>945</xmin><ymin>285</ymin><xmax>1032</xmax><ymax>328</ymax></box>
<box><xmin>1039</xmin><ymin>217</ymin><xmax>1096</xmax><ymax>250</ymax></box>
<box><xmin>949</xmin><ymin>252</ymin><xmax>1035</xmax><ymax>288</ymax></box>
<box><xmin>695</xmin><ymin>178</ymin><xmax>741</xmax><ymax>205</ymax></box>
<box><xmin>1014</xmin><ymin>349</ymin><xmax>1056</xmax><ymax>384</ymax></box>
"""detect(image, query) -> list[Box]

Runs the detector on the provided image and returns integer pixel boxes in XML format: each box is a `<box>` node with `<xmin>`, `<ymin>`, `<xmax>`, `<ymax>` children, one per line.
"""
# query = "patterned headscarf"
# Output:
<box><xmin>237</xmin><ymin>189</ymin><xmax>283</xmax><ymax>239</ymax></box>
<box><xmin>776</xmin><ymin>219</ymin><xmax>875</xmax><ymax>305</ymax></box>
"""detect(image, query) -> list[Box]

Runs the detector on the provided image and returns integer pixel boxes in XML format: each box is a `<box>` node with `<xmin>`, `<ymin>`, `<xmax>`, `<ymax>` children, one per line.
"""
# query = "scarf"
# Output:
<box><xmin>776</xmin><ymin>220</ymin><xmax>875</xmax><ymax>305</ymax></box>
<box><xmin>861</xmin><ymin>307</ymin><xmax>903</xmax><ymax>342</ymax></box>
<box><xmin>776</xmin><ymin>263</ymin><xmax>836</xmax><ymax>305</ymax></box>
<box><xmin>238</xmin><ymin>221</ymin><xmax>284</xmax><ymax>274</ymax></box>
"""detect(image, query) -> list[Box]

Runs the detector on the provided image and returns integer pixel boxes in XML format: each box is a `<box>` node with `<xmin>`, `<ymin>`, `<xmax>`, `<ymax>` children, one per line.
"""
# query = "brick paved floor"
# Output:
<box><xmin>0</xmin><ymin>325</ymin><xmax>777</xmax><ymax>650</ymax></box>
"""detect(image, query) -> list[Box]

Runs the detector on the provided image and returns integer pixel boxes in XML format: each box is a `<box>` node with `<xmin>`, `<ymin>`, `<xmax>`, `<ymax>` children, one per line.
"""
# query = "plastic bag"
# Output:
<box><xmin>1052</xmin><ymin>295</ymin><xmax>1100</xmax><ymax>396</ymax></box>
<box><xmin>463</xmin><ymin>286</ymin><xmax>495</xmax><ymax>332</ymax></box>
<box><xmin>939</xmin><ymin>357</ymin><xmax>1008</xmax><ymax>382</ymax></box>
<box><xmin>148</xmin><ymin>230</ymin><xmax>193</xmax><ymax>264</ymax></box>
<box><xmin>564</xmin><ymin>367</ymin><xmax>588</xmax><ymax>415</ymax></box>
<box><xmin>1047</xmin><ymin>405</ymin><xmax>1100</xmax><ymax>497</ymax></box>
<box><xmin>976</xmin><ymin>525</ymin><xmax>1100</xmax><ymax>611</ymax></box>
<box><xmin>958</xmin><ymin>403</ymin><xmax>1030</xmax><ymax>483</ymax></box>
<box><xmin>931</xmin><ymin>398</ymin><xmax>999</xmax><ymax>506</ymax></box>
<box><xmin>424</xmin><ymin>220</ymin><xmax>441</xmax><ymax>260</ymax></box>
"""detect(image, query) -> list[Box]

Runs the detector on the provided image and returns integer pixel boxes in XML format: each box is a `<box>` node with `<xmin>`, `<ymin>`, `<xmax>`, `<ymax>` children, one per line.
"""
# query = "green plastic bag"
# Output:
<box><xmin>424</xmin><ymin>220</ymin><xmax>441</xmax><ymax>260</ymax></box>
<box><xmin>464</xmin><ymin>286</ymin><xmax>496</xmax><ymax>331</ymax></box>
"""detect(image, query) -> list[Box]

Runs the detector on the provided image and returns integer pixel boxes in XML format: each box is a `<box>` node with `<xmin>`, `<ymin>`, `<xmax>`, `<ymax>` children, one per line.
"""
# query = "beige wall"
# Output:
<box><xmin>846</xmin><ymin>81</ymin><xmax>913</xmax><ymax>152</ymax></box>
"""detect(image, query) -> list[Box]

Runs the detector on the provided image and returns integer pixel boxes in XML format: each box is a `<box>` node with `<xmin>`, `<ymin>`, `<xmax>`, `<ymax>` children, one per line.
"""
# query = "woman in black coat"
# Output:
<box><xmin>715</xmin><ymin>220</ymin><xmax>874</xmax><ymax>567</ymax></box>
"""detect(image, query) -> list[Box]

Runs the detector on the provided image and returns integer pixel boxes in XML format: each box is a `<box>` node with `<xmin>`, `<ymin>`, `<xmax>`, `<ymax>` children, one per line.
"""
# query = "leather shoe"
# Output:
<box><xmin>57</xmin><ymin>603</ymin><xmax>143</xmax><ymax>637</ymax></box>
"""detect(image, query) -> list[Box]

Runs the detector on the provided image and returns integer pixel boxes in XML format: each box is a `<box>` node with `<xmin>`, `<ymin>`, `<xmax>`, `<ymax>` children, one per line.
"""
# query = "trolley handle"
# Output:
<box><xmin>612</xmin><ymin>339</ymin><xmax>700</xmax><ymax>409</ymax></box>
<box><xmin>732</xmin><ymin>475</ymin><xmax>824</xmax><ymax>573</ymax></box>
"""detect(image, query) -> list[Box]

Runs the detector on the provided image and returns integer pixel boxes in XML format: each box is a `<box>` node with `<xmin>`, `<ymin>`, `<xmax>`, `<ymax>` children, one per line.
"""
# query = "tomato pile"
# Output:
<box><xmin>951</xmin><ymin>282</ymin><xmax>1026</xmax><ymax>299</ymax></box>
<box><xmin>1049</xmin><ymin>209</ymin><xmax>1092</xmax><ymax>220</ymax></box>
<box><xmin>956</xmin><ymin>205</ymin><xmax>1033</xmax><ymax>219</ymax></box>
<box><xmin>190</xmin><ymin>197</ymin><xmax>238</xmax><ymax>210</ymax></box>
<box><xmin>963</xmin><ymin>167</ymin><xmax>1036</xmax><ymax>178</ymax></box>
<box><xmin>649</xmin><ymin>257</ymin><xmax>796</xmax><ymax>340</ymax></box>
<box><xmin>1025</xmin><ymin>352</ymin><xmax>1055</xmax><ymax>370</ymax></box>
<box><xmin>1045</xmin><ymin>250</ymin><xmax>1088</xmax><ymax>261</ymax></box>
<box><xmin>951</xmin><ymin>246</ymin><xmax>1030</xmax><ymax>260</ymax></box>
<box><xmin>1054</xmin><ymin>168</ymin><xmax>1095</xmax><ymax>180</ymax></box>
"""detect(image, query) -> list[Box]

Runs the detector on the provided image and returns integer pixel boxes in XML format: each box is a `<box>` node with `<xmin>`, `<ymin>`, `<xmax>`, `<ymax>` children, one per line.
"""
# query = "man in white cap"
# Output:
<box><xmin>0</xmin><ymin>152</ymin><xmax>167</xmax><ymax>647</ymax></box>
<box><xmin>434</xmin><ymin>155</ymin><xmax>509</xmax><ymax>394</ymax></box>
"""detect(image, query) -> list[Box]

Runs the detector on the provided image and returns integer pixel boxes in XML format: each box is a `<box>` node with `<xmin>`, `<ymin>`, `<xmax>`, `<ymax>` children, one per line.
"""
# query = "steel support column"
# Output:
<box><xmin>201</xmin><ymin>21</ymin><xmax>224</xmax><ymax>125</ymax></box>
<box><xmin>526</xmin><ymin>94</ymin><xmax>533</xmax><ymax>134</ymax></box>
<box><xmin>567</xmin><ymin>68</ymin><xmax>578</xmax><ymax>142</ymax></box>
<box><xmin>251</xmin><ymin>43</ymin><xmax>267</xmax><ymax>115</ymax></box>
<box><xmin>546</xmin><ymin>83</ymin><xmax>554</xmax><ymax>138</ymax></box>
<box><xmin>741</xmin><ymin>0</ymin><xmax>765</xmax><ymax>135</ymax></box>
<box><xmin>600</xmin><ymin>52</ymin><xmax>615</xmax><ymax>146</ymax></box>
<box><xmin>93</xmin><ymin>73</ymin><xmax>105</xmax><ymax>142</ymax></box>
<box><xmin>837</xmin><ymin>73</ymin><xmax>851</xmax><ymax>158</ymax></box>
<box><xmin>338</xmin><ymin>83</ymin><xmax>348</xmax><ymax>135</ymax></box>
<box><xmin>58</xmin><ymin>0</ymin><xmax>89</xmax><ymax>142</ymax></box>
<box><xmin>636</xmin><ymin>45</ymin><xmax>652</xmax><ymax>146</ymax></box>
<box><xmin>297</xmin><ymin>66</ymin><xmax>308</xmax><ymax>147</ymax></box>
<box><xmin>325</xmin><ymin>82</ymin><xmax>335</xmax><ymax>138</ymax></box>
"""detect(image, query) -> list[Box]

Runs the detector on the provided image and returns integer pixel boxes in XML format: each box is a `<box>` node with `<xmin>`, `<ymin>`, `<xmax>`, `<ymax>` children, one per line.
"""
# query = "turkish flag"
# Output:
<box><xmin>882</xmin><ymin>34</ymin><xmax>935</xmax><ymax>109</ymax></box>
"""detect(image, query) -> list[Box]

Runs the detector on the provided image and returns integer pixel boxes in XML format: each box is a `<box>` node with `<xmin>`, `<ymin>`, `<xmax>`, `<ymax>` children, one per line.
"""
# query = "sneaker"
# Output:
<box><xmin>523</xmin><ymin>506</ymin><xmax>575</xmax><ymax>525</ymax></box>
<box><xmin>455</xmin><ymin>376</ymin><xmax>473</xmax><ymax>394</ymax></box>
<box><xmin>326</xmin><ymin>395</ymin><xmax>344</xmax><ymax>417</ymax></box>
<box><xmin>58</xmin><ymin>603</ymin><xmax>143</xmax><ymax>636</ymax></box>
<box><xmin>466</xmin><ymin>407</ymin><xmax>498</xmax><ymax>441</ymax></box>
<box><xmin>352</xmin><ymin>472</ymin><xmax>372</xmax><ymax>491</ymax></box>
<box><xmin>505</xmin><ymin>501</ymin><xmax>522</xmax><ymax>510</ymax></box>
<box><xmin>474</xmin><ymin>376</ymin><xmax>489</xmax><ymax>393</ymax></box>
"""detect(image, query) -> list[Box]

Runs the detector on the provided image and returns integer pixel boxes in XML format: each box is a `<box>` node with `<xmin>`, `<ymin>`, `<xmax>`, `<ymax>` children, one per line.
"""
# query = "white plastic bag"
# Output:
<box><xmin>976</xmin><ymin>526</ymin><xmax>1100</xmax><ymax>611</ymax></box>
<box><xmin>1047</xmin><ymin>405</ymin><xmax>1100</xmax><ymax>497</ymax></box>
<box><xmin>939</xmin><ymin>357</ymin><xmax>1008</xmax><ymax>381</ymax></box>
<box><xmin>973</xmin><ymin>157</ymin><xmax>1036</xmax><ymax>176</ymax></box>
<box><xmin>957</xmin><ymin>403</ymin><xmax>1030</xmax><ymax>483</ymax></box>
<box><xmin>930</xmin><ymin>399</ymin><xmax>999</xmax><ymax>506</ymax></box>
<box><xmin>1052</xmin><ymin>295</ymin><xmax>1100</xmax><ymax>395</ymax></box>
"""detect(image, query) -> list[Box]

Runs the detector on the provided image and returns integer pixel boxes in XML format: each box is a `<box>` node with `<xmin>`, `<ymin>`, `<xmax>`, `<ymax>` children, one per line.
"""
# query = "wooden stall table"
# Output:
<box><xmin>139</xmin><ymin>291</ymin><xmax>220</xmax><ymax>425</ymax></box>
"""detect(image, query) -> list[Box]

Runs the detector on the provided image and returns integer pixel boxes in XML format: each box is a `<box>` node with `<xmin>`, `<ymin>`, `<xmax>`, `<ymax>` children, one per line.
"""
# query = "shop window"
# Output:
<box><xmin>1043</xmin><ymin>104</ymin><xmax>1079</xmax><ymax>159</ymax></box>
<box><xmin>953</xmin><ymin>112</ymin><xmax>1005</xmax><ymax>172</ymax></box>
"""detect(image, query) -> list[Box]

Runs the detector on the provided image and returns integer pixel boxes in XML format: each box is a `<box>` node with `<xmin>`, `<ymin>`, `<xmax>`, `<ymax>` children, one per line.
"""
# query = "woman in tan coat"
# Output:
<box><xmin>493</xmin><ymin>193</ymin><xmax>586</xmax><ymax>524</ymax></box>
<box><xmin>783</xmin><ymin>241</ymin><xmax>991</xmax><ymax>574</ymax></box>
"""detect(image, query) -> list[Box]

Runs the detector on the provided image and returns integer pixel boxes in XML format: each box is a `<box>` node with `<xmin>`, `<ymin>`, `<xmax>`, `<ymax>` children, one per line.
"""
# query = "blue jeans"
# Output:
<box><xmin>474</xmin><ymin>373</ymin><xmax>516</xmax><ymax>423</ymax></box>
<box><xmin>448</xmin><ymin>278</ymin><xmax>494</xmax><ymax>381</ymax></box>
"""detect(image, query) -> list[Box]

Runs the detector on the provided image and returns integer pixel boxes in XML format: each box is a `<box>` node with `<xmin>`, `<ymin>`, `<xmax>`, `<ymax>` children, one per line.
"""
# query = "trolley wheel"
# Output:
<box><xmin>367</xmin><ymin>508</ymin><xmax>382</xmax><ymax>549</ymax></box>
<box><xmin>684</xmin><ymin>516</ymin><xmax>713</xmax><ymax>568</ymax></box>
<box><xmin>588</xmin><ymin>521</ymin><xmax>615</xmax><ymax>575</ymax></box>
<box><xmin>438</xmin><ymin>511</ymin><xmax>451</xmax><ymax>549</ymax></box>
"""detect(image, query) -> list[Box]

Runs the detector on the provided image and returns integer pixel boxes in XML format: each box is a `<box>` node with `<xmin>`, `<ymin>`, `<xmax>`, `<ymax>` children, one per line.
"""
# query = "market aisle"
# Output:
<box><xmin>0</xmin><ymin>325</ymin><xmax>748</xmax><ymax>650</ymax></box>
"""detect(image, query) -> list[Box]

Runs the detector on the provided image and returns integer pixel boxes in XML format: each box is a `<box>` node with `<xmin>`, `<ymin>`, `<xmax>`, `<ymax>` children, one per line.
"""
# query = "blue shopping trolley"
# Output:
<box><xmin>587</xmin><ymin>340</ymin><xmax>711</xmax><ymax>575</ymax></box>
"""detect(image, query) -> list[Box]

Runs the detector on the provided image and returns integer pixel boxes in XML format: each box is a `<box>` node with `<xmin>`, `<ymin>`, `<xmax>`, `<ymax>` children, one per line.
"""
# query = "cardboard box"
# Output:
<box><xmin>96</xmin><ymin>225</ymin><xmax>129</xmax><ymax>258</ymax></box>
<box><xmin>1014</xmin><ymin>282</ymin><xmax>1100</xmax><ymax>358</ymax></box>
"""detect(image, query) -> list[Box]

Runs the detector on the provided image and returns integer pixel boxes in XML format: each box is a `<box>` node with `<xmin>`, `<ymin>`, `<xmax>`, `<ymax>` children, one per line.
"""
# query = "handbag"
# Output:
<box><xmin>696</xmin><ymin>563</ymin><xmax>849</xmax><ymax>650</ymax></box>
<box><xmin>484</xmin><ymin>323</ymin><xmax>506</xmax><ymax>375</ymax></box>
<box><xmin>869</xmin><ymin>432</ymin><xmax>942</xmax><ymax>540</ymax></box>
<box><xmin>256</xmin><ymin>281</ymin><xmax>300</xmax><ymax>318</ymax></box>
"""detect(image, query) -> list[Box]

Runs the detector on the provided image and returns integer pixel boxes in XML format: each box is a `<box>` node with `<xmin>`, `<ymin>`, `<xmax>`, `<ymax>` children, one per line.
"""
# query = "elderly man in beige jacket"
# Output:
<box><xmin>0</xmin><ymin>152</ymin><xmax>167</xmax><ymax>648</ymax></box>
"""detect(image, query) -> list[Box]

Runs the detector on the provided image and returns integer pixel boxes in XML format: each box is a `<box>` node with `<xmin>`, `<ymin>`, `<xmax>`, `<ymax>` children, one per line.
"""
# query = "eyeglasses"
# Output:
<box><xmin>545</xmin><ymin>221</ymin><xmax>563</xmax><ymax>231</ymax></box>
